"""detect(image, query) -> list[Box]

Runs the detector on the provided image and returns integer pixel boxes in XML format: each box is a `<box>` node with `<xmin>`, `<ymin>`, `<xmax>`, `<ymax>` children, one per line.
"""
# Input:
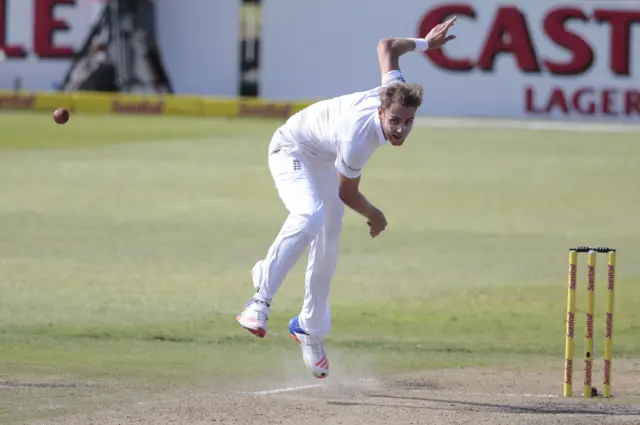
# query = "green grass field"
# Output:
<box><xmin>1</xmin><ymin>111</ymin><xmax>639</xmax><ymax>423</ymax></box>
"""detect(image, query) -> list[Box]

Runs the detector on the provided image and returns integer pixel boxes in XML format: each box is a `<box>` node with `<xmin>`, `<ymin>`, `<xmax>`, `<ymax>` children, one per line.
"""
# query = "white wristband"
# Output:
<box><xmin>411</xmin><ymin>38</ymin><xmax>429</xmax><ymax>51</ymax></box>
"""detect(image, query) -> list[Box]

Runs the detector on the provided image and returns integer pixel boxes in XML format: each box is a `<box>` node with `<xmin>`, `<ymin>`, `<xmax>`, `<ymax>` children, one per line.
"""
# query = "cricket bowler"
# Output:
<box><xmin>236</xmin><ymin>17</ymin><xmax>458</xmax><ymax>378</ymax></box>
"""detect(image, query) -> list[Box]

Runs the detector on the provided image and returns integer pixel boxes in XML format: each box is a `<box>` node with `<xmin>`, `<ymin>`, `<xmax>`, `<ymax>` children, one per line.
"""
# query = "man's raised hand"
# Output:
<box><xmin>425</xmin><ymin>16</ymin><xmax>457</xmax><ymax>50</ymax></box>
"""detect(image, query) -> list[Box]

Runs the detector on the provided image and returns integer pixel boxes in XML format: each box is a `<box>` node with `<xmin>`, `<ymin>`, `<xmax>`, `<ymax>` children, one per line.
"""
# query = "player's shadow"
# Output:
<box><xmin>327</xmin><ymin>394</ymin><xmax>640</xmax><ymax>416</ymax></box>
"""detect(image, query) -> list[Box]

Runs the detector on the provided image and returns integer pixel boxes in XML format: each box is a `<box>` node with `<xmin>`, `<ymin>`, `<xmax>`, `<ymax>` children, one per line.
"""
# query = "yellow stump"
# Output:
<box><xmin>584</xmin><ymin>250</ymin><xmax>596</xmax><ymax>398</ymax></box>
<box><xmin>603</xmin><ymin>251</ymin><xmax>616</xmax><ymax>398</ymax></box>
<box><xmin>564</xmin><ymin>250</ymin><xmax>578</xmax><ymax>397</ymax></box>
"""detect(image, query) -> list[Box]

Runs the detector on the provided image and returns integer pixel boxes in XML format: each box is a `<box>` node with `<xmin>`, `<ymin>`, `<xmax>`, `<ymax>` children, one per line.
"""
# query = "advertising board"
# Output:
<box><xmin>0</xmin><ymin>0</ymin><xmax>239</xmax><ymax>96</ymax></box>
<box><xmin>261</xmin><ymin>0</ymin><xmax>640</xmax><ymax>121</ymax></box>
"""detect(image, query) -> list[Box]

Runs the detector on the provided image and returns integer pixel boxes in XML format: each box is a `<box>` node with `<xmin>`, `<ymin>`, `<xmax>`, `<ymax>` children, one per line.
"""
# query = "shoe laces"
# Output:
<box><xmin>254</xmin><ymin>310</ymin><xmax>268</xmax><ymax>322</ymax></box>
<box><xmin>247</xmin><ymin>299</ymin><xmax>269</xmax><ymax>322</ymax></box>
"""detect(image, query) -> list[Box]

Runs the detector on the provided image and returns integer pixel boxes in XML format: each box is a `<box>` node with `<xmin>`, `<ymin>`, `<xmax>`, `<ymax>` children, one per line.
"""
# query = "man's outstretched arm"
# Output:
<box><xmin>376</xmin><ymin>16</ymin><xmax>458</xmax><ymax>77</ymax></box>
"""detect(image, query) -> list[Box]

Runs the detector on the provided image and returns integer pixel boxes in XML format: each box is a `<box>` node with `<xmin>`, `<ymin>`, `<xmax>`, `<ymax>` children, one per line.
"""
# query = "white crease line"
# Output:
<box><xmin>240</xmin><ymin>384</ymin><xmax>562</xmax><ymax>398</ymax></box>
<box><xmin>240</xmin><ymin>384</ymin><xmax>323</xmax><ymax>395</ymax></box>
<box><xmin>413</xmin><ymin>390</ymin><xmax>559</xmax><ymax>399</ymax></box>
<box><xmin>240</xmin><ymin>377</ymin><xmax>381</xmax><ymax>396</ymax></box>
<box><xmin>464</xmin><ymin>391</ymin><xmax>560</xmax><ymax>398</ymax></box>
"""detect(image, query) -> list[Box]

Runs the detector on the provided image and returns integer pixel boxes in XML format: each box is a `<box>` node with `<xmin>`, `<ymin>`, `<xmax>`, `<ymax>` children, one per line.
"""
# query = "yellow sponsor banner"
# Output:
<box><xmin>36</xmin><ymin>92</ymin><xmax>73</xmax><ymax>110</ymax></box>
<box><xmin>71</xmin><ymin>92</ymin><xmax>119</xmax><ymax>114</ymax></box>
<box><xmin>0</xmin><ymin>91</ymin><xmax>38</xmax><ymax>110</ymax></box>
<box><xmin>163</xmin><ymin>96</ymin><xmax>204</xmax><ymax>116</ymax></box>
<box><xmin>237</xmin><ymin>98</ymin><xmax>292</xmax><ymax>118</ymax></box>
<box><xmin>72</xmin><ymin>92</ymin><xmax>166</xmax><ymax>115</ymax></box>
<box><xmin>290</xmin><ymin>101</ymin><xmax>314</xmax><ymax>115</ymax></box>
<box><xmin>0</xmin><ymin>90</ymin><xmax>317</xmax><ymax>118</ymax></box>
<box><xmin>202</xmin><ymin>97</ymin><xmax>314</xmax><ymax>118</ymax></box>
<box><xmin>202</xmin><ymin>97</ymin><xmax>239</xmax><ymax>118</ymax></box>
<box><xmin>236</xmin><ymin>98</ymin><xmax>314</xmax><ymax>118</ymax></box>
<box><xmin>110</xmin><ymin>95</ymin><xmax>165</xmax><ymax>115</ymax></box>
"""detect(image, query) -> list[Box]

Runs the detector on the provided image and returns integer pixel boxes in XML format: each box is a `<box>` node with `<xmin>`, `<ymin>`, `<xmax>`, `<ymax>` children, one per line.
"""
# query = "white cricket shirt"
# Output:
<box><xmin>278</xmin><ymin>71</ymin><xmax>406</xmax><ymax>179</ymax></box>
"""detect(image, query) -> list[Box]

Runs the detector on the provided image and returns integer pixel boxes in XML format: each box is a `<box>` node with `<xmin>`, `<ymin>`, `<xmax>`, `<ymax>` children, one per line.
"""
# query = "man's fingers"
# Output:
<box><xmin>445</xmin><ymin>35</ymin><xmax>456</xmax><ymax>42</ymax></box>
<box><xmin>367</xmin><ymin>223</ymin><xmax>385</xmax><ymax>237</ymax></box>
<box><xmin>432</xmin><ymin>16</ymin><xmax>457</xmax><ymax>36</ymax></box>
<box><xmin>440</xmin><ymin>18</ymin><xmax>456</xmax><ymax>32</ymax></box>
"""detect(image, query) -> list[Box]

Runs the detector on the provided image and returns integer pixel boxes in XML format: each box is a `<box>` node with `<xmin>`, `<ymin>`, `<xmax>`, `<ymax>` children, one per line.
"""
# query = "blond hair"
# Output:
<box><xmin>380</xmin><ymin>82</ymin><xmax>424</xmax><ymax>110</ymax></box>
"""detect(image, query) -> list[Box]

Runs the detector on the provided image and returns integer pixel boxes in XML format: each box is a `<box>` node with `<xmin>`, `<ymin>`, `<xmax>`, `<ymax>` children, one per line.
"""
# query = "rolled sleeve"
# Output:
<box><xmin>335</xmin><ymin>121</ymin><xmax>376</xmax><ymax>179</ymax></box>
<box><xmin>336</xmin><ymin>146</ymin><xmax>366</xmax><ymax>178</ymax></box>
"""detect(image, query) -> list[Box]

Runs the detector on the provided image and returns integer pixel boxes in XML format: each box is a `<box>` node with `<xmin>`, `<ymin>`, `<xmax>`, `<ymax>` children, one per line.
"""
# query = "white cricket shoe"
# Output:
<box><xmin>236</xmin><ymin>298</ymin><xmax>269</xmax><ymax>338</ymax></box>
<box><xmin>288</xmin><ymin>316</ymin><xmax>329</xmax><ymax>379</ymax></box>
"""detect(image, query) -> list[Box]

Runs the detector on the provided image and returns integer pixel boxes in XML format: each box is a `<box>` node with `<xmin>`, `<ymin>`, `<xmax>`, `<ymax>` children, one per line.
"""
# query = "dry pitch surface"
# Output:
<box><xmin>13</xmin><ymin>362</ymin><xmax>640</xmax><ymax>425</ymax></box>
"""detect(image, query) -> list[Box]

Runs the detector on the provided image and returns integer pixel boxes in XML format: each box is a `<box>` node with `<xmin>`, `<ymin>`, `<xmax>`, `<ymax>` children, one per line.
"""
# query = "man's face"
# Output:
<box><xmin>378</xmin><ymin>104</ymin><xmax>417</xmax><ymax>146</ymax></box>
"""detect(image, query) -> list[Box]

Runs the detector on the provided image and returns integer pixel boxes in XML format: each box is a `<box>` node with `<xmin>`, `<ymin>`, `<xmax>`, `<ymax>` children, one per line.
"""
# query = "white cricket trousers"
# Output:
<box><xmin>252</xmin><ymin>128</ymin><xmax>344</xmax><ymax>338</ymax></box>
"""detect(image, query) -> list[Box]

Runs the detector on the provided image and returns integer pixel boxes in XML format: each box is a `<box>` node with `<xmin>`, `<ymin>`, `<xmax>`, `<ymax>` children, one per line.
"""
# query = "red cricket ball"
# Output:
<box><xmin>53</xmin><ymin>108</ymin><xmax>70</xmax><ymax>124</ymax></box>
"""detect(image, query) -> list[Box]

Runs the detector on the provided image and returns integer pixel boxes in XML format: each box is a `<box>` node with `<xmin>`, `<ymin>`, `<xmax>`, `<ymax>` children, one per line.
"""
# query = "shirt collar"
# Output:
<box><xmin>373</xmin><ymin>113</ymin><xmax>387</xmax><ymax>145</ymax></box>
